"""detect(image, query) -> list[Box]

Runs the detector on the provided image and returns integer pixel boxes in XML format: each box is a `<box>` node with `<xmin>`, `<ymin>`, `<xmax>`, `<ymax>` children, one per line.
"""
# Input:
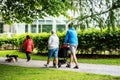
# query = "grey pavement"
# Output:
<box><xmin>0</xmin><ymin>57</ymin><xmax>120</xmax><ymax>77</ymax></box>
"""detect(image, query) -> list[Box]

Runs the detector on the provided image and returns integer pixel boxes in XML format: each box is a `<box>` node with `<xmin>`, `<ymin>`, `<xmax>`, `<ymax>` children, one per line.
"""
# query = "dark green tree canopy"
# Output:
<box><xmin>0</xmin><ymin>0</ymin><xmax>72</xmax><ymax>24</ymax></box>
<box><xmin>0</xmin><ymin>0</ymin><xmax>120</xmax><ymax>31</ymax></box>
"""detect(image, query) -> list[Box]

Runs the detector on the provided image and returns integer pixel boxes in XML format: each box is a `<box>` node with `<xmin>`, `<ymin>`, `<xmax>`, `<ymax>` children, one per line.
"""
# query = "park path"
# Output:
<box><xmin>0</xmin><ymin>57</ymin><xmax>120</xmax><ymax>76</ymax></box>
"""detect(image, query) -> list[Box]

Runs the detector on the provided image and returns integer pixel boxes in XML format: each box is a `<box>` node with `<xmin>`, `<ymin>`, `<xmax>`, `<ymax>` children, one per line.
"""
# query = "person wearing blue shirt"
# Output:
<box><xmin>64</xmin><ymin>23</ymin><xmax>79</xmax><ymax>69</ymax></box>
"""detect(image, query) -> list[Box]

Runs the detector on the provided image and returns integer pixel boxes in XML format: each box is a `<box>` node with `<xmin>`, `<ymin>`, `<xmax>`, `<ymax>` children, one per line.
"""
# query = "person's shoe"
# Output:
<box><xmin>55</xmin><ymin>65</ymin><xmax>58</xmax><ymax>68</ymax></box>
<box><xmin>44</xmin><ymin>64</ymin><xmax>49</xmax><ymax>68</ymax></box>
<box><xmin>73</xmin><ymin>66</ymin><xmax>79</xmax><ymax>69</ymax></box>
<box><xmin>26</xmin><ymin>59</ymin><xmax>30</xmax><ymax>62</ymax></box>
<box><xmin>66</xmin><ymin>64</ymin><xmax>71</xmax><ymax>68</ymax></box>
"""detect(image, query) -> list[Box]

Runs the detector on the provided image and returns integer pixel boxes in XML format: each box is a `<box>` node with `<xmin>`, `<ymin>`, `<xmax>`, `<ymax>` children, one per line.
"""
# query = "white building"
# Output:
<box><xmin>0</xmin><ymin>15</ymin><xmax>68</xmax><ymax>37</ymax></box>
<box><xmin>0</xmin><ymin>1</ymin><xmax>81</xmax><ymax>36</ymax></box>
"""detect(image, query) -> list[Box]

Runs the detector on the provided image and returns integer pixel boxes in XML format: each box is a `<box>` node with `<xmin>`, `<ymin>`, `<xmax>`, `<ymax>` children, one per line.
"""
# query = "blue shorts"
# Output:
<box><xmin>48</xmin><ymin>48</ymin><xmax>58</xmax><ymax>58</ymax></box>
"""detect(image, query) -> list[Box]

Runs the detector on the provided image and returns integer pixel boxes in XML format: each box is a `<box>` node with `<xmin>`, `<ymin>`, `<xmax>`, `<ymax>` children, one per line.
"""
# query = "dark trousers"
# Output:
<box><xmin>26</xmin><ymin>52</ymin><xmax>31</xmax><ymax>61</ymax></box>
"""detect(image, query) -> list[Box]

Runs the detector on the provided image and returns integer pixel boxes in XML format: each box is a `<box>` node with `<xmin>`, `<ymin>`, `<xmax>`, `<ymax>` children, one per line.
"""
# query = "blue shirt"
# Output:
<box><xmin>64</xmin><ymin>27</ymin><xmax>78</xmax><ymax>45</ymax></box>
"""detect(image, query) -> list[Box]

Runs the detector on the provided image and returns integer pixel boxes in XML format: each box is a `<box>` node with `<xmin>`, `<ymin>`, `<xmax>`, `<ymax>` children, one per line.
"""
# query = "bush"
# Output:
<box><xmin>0</xmin><ymin>28</ymin><xmax>120</xmax><ymax>55</ymax></box>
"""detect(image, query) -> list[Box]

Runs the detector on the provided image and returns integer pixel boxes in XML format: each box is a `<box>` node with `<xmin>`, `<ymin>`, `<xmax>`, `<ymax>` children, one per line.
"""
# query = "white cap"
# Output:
<box><xmin>52</xmin><ymin>30</ymin><xmax>56</xmax><ymax>34</ymax></box>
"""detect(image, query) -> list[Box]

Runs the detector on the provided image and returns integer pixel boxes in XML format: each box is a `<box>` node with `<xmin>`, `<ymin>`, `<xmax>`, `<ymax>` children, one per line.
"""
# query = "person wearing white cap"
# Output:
<box><xmin>44</xmin><ymin>30</ymin><xmax>59</xmax><ymax>68</ymax></box>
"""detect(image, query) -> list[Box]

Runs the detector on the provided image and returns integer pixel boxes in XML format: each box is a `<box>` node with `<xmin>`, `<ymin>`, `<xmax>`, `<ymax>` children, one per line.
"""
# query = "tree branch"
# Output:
<box><xmin>71</xmin><ymin>3</ymin><xmax>120</xmax><ymax>23</ymax></box>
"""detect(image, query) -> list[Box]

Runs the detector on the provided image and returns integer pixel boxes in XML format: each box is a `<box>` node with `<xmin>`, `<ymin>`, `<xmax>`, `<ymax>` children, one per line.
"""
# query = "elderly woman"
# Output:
<box><xmin>44</xmin><ymin>30</ymin><xmax>59</xmax><ymax>68</ymax></box>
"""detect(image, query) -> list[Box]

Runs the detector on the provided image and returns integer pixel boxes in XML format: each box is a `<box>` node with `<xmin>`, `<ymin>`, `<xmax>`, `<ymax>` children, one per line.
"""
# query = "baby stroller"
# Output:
<box><xmin>53</xmin><ymin>44</ymin><xmax>69</xmax><ymax>68</ymax></box>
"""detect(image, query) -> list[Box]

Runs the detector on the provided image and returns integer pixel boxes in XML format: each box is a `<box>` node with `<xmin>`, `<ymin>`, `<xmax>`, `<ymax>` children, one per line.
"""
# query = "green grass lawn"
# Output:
<box><xmin>0</xmin><ymin>64</ymin><xmax>120</xmax><ymax>80</ymax></box>
<box><xmin>0</xmin><ymin>50</ymin><xmax>120</xmax><ymax>65</ymax></box>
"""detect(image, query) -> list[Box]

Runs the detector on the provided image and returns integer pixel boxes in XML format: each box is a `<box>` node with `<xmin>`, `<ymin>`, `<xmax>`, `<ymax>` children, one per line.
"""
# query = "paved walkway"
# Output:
<box><xmin>0</xmin><ymin>57</ymin><xmax>120</xmax><ymax>76</ymax></box>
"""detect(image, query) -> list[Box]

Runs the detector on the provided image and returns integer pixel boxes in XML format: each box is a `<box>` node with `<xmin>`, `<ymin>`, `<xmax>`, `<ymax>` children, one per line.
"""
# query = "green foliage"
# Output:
<box><xmin>1</xmin><ymin>0</ymin><xmax>73</xmax><ymax>24</ymax></box>
<box><xmin>77</xmin><ymin>28</ymin><xmax>120</xmax><ymax>54</ymax></box>
<box><xmin>72</xmin><ymin>0</ymin><xmax>120</xmax><ymax>31</ymax></box>
<box><xmin>0</xmin><ymin>28</ymin><xmax>120</xmax><ymax>55</ymax></box>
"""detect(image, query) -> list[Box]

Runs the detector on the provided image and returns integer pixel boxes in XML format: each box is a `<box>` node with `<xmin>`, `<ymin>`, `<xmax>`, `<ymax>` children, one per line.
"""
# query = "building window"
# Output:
<box><xmin>46</xmin><ymin>20</ymin><xmax>52</xmax><ymax>23</ymax></box>
<box><xmin>25</xmin><ymin>25</ymin><xmax>28</xmax><ymax>33</ymax></box>
<box><xmin>56</xmin><ymin>25</ymin><xmax>66</xmax><ymax>32</ymax></box>
<box><xmin>0</xmin><ymin>23</ymin><xmax>3</xmax><ymax>33</ymax></box>
<box><xmin>38</xmin><ymin>20</ymin><xmax>45</xmax><ymax>24</ymax></box>
<box><xmin>42</xmin><ymin>25</ymin><xmax>52</xmax><ymax>33</ymax></box>
<box><xmin>31</xmin><ymin>25</ymin><xmax>36</xmax><ymax>33</ymax></box>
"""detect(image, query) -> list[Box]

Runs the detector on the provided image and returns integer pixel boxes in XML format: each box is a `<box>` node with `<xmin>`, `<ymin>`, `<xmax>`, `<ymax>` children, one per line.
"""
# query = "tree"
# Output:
<box><xmin>0</xmin><ymin>0</ymin><xmax>73</xmax><ymax>24</ymax></box>
<box><xmin>71</xmin><ymin>0</ymin><xmax>120</xmax><ymax>31</ymax></box>
<box><xmin>1</xmin><ymin>0</ymin><xmax>120</xmax><ymax>31</ymax></box>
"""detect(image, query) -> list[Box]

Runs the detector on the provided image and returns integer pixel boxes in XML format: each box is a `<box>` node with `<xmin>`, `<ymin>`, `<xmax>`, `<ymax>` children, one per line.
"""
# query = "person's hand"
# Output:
<box><xmin>61</xmin><ymin>44</ymin><xmax>69</xmax><ymax>48</ymax></box>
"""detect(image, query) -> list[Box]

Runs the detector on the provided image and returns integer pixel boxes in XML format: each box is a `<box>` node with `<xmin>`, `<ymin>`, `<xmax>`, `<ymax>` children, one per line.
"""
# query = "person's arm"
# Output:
<box><xmin>21</xmin><ymin>39</ymin><xmax>27</xmax><ymax>47</ymax></box>
<box><xmin>48</xmin><ymin>36</ymin><xmax>52</xmax><ymax>46</ymax></box>
<box><xmin>64</xmin><ymin>31</ymin><xmax>69</xmax><ymax>44</ymax></box>
<box><xmin>32</xmin><ymin>40</ymin><xmax>34</xmax><ymax>51</ymax></box>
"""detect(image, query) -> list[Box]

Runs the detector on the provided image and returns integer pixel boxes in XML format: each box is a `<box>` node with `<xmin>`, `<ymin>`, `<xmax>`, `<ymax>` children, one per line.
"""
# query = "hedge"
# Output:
<box><xmin>0</xmin><ymin>28</ymin><xmax>120</xmax><ymax>55</ymax></box>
